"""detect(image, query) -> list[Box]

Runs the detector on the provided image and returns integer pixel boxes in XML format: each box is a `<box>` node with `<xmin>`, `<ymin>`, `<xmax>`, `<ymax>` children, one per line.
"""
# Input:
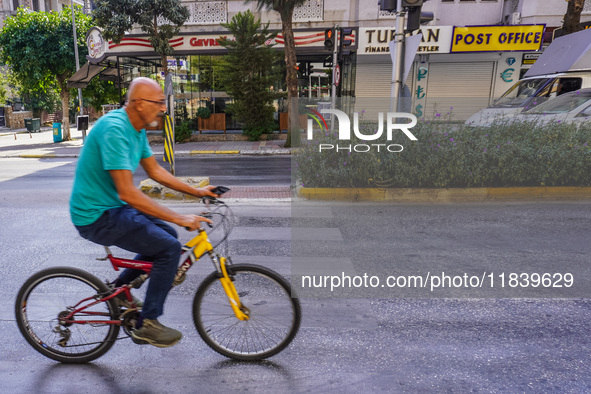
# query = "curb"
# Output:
<box><xmin>298</xmin><ymin>187</ymin><xmax>591</xmax><ymax>202</ymax></box>
<box><xmin>240</xmin><ymin>149</ymin><xmax>292</xmax><ymax>155</ymax></box>
<box><xmin>190</xmin><ymin>150</ymin><xmax>240</xmax><ymax>155</ymax></box>
<box><xmin>22</xmin><ymin>154</ymin><xmax>80</xmax><ymax>159</ymax></box>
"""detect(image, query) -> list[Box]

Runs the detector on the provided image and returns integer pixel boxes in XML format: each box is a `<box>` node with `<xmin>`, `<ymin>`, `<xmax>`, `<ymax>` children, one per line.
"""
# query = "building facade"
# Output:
<box><xmin>7</xmin><ymin>0</ymin><xmax>591</xmax><ymax>122</ymax></box>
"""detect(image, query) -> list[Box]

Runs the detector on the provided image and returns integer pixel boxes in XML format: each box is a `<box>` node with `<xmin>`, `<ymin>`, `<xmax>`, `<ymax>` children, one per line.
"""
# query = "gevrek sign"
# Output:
<box><xmin>306</xmin><ymin>109</ymin><xmax>417</xmax><ymax>153</ymax></box>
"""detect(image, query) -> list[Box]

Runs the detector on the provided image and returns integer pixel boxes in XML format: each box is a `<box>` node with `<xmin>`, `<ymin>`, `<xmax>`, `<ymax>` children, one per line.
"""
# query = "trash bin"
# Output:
<box><xmin>31</xmin><ymin>118</ymin><xmax>40</xmax><ymax>132</ymax></box>
<box><xmin>52</xmin><ymin>122</ymin><xmax>62</xmax><ymax>143</ymax></box>
<box><xmin>25</xmin><ymin>118</ymin><xmax>33</xmax><ymax>132</ymax></box>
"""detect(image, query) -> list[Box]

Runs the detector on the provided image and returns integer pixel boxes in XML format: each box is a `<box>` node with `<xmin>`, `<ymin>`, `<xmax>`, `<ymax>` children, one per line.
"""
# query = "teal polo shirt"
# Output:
<box><xmin>70</xmin><ymin>108</ymin><xmax>153</xmax><ymax>226</ymax></box>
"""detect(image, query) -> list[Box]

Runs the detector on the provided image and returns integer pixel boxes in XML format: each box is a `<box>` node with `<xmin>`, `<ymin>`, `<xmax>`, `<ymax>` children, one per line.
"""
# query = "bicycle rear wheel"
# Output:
<box><xmin>15</xmin><ymin>267</ymin><xmax>120</xmax><ymax>363</ymax></box>
<box><xmin>193</xmin><ymin>264</ymin><xmax>301</xmax><ymax>361</ymax></box>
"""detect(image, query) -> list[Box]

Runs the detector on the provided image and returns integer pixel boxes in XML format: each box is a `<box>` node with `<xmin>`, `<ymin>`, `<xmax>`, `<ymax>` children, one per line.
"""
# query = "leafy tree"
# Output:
<box><xmin>245</xmin><ymin>0</ymin><xmax>307</xmax><ymax>147</ymax></box>
<box><xmin>0</xmin><ymin>69</ymin><xmax>9</xmax><ymax>105</ymax></box>
<box><xmin>1</xmin><ymin>66</ymin><xmax>59</xmax><ymax>117</ymax></box>
<box><xmin>563</xmin><ymin>0</ymin><xmax>586</xmax><ymax>34</ymax></box>
<box><xmin>191</xmin><ymin>56</ymin><xmax>228</xmax><ymax>95</ymax></box>
<box><xmin>0</xmin><ymin>6</ymin><xmax>92</xmax><ymax>140</ymax></box>
<box><xmin>23</xmin><ymin>87</ymin><xmax>61</xmax><ymax>118</ymax></box>
<box><xmin>219</xmin><ymin>11</ymin><xmax>281</xmax><ymax>141</ymax></box>
<box><xmin>81</xmin><ymin>79</ymin><xmax>121</xmax><ymax>112</ymax></box>
<box><xmin>92</xmin><ymin>0</ymin><xmax>189</xmax><ymax>75</ymax></box>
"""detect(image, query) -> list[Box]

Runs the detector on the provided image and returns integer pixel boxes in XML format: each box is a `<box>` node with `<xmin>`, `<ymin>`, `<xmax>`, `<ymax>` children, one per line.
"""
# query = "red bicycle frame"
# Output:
<box><xmin>61</xmin><ymin>253</ymin><xmax>155</xmax><ymax>326</ymax></box>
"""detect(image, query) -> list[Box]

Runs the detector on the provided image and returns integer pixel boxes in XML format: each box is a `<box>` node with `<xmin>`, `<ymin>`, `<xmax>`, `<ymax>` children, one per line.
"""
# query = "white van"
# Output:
<box><xmin>466</xmin><ymin>28</ymin><xmax>591</xmax><ymax>127</ymax></box>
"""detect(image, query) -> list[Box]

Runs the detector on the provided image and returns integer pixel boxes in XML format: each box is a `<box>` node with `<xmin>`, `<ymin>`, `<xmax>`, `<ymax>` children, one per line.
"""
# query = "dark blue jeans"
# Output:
<box><xmin>76</xmin><ymin>205</ymin><xmax>181</xmax><ymax>320</ymax></box>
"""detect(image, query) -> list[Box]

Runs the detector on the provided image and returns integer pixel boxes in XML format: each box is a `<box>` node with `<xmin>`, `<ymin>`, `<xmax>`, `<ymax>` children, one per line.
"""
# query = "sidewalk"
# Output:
<box><xmin>0</xmin><ymin>127</ymin><xmax>292</xmax><ymax>158</ymax></box>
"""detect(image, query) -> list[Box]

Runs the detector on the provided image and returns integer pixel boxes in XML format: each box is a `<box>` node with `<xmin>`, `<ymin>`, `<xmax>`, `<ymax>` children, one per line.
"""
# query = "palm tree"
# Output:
<box><xmin>563</xmin><ymin>0</ymin><xmax>586</xmax><ymax>34</ymax></box>
<box><xmin>245</xmin><ymin>0</ymin><xmax>307</xmax><ymax>147</ymax></box>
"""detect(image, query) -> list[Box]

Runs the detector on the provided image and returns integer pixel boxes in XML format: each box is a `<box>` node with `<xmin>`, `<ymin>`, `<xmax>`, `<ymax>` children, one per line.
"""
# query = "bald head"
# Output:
<box><xmin>127</xmin><ymin>77</ymin><xmax>163</xmax><ymax>103</ymax></box>
<box><xmin>124</xmin><ymin>77</ymin><xmax>166</xmax><ymax>131</ymax></box>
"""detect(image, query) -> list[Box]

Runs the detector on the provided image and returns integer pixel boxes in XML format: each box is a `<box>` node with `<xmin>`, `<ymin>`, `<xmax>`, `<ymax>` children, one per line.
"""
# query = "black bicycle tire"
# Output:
<box><xmin>192</xmin><ymin>264</ymin><xmax>301</xmax><ymax>361</ymax></box>
<box><xmin>15</xmin><ymin>266</ymin><xmax>120</xmax><ymax>363</ymax></box>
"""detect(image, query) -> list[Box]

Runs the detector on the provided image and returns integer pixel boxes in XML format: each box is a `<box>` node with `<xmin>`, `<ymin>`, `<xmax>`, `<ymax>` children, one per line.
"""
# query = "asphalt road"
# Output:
<box><xmin>2</xmin><ymin>157</ymin><xmax>591</xmax><ymax>393</ymax></box>
<box><xmin>137</xmin><ymin>155</ymin><xmax>292</xmax><ymax>186</ymax></box>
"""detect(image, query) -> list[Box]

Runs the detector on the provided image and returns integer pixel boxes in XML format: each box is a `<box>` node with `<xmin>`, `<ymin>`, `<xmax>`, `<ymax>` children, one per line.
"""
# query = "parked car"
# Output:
<box><xmin>469</xmin><ymin>89</ymin><xmax>591</xmax><ymax>127</ymax></box>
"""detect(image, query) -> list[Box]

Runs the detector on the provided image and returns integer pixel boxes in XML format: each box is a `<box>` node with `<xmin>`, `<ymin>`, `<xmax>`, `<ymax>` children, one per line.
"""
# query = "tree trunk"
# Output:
<box><xmin>282</xmin><ymin>13</ymin><xmax>300</xmax><ymax>147</ymax></box>
<box><xmin>154</xmin><ymin>15</ymin><xmax>169</xmax><ymax>76</ymax></box>
<box><xmin>162</xmin><ymin>54</ymin><xmax>168</xmax><ymax>76</ymax></box>
<box><xmin>563</xmin><ymin>0</ymin><xmax>586</xmax><ymax>34</ymax></box>
<box><xmin>57</xmin><ymin>74</ymin><xmax>70</xmax><ymax>141</ymax></box>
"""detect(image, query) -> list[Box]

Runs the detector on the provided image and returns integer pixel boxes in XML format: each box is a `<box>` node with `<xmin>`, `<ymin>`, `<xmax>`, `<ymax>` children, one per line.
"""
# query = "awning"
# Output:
<box><xmin>67</xmin><ymin>62</ymin><xmax>105</xmax><ymax>88</ymax></box>
<box><xmin>98</xmin><ymin>67</ymin><xmax>120</xmax><ymax>83</ymax></box>
<box><xmin>524</xmin><ymin>28</ymin><xmax>591</xmax><ymax>78</ymax></box>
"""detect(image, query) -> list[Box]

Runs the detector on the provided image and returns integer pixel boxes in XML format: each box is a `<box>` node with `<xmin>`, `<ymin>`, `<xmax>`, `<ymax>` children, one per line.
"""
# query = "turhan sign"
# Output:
<box><xmin>358</xmin><ymin>26</ymin><xmax>453</xmax><ymax>55</ymax></box>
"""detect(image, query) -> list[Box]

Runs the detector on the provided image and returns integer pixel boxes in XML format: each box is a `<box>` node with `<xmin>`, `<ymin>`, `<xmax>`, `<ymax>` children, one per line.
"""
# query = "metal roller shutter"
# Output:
<box><xmin>354</xmin><ymin>58</ymin><xmax>415</xmax><ymax>119</ymax></box>
<box><xmin>355</xmin><ymin>59</ymin><xmax>414</xmax><ymax>98</ymax></box>
<box><xmin>423</xmin><ymin>62</ymin><xmax>494</xmax><ymax>121</ymax></box>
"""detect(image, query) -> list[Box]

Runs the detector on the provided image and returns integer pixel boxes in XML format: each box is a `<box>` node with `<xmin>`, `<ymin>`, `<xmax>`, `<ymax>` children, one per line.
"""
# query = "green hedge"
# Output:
<box><xmin>295</xmin><ymin>120</ymin><xmax>591</xmax><ymax>188</ymax></box>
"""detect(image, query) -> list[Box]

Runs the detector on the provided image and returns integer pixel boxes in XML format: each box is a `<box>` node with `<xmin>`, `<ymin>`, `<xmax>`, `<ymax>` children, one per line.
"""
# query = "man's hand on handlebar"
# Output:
<box><xmin>199</xmin><ymin>185</ymin><xmax>222</xmax><ymax>199</ymax></box>
<box><xmin>178</xmin><ymin>214</ymin><xmax>213</xmax><ymax>231</ymax></box>
<box><xmin>197</xmin><ymin>185</ymin><xmax>231</xmax><ymax>201</ymax></box>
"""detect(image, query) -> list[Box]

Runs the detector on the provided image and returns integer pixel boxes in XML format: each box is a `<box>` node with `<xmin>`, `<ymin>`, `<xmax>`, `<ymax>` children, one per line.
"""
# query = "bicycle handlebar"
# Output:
<box><xmin>184</xmin><ymin>196</ymin><xmax>229</xmax><ymax>231</ymax></box>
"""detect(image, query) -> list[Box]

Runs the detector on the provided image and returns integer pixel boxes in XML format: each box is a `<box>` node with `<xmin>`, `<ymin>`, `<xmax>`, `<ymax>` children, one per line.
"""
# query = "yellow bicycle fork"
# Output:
<box><xmin>218</xmin><ymin>256</ymin><xmax>249</xmax><ymax>321</ymax></box>
<box><xmin>184</xmin><ymin>230</ymin><xmax>249</xmax><ymax>321</ymax></box>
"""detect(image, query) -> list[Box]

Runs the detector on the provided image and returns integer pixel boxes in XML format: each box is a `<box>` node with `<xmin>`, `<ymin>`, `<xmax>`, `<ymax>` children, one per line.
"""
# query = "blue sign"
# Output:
<box><xmin>506</xmin><ymin>57</ymin><xmax>516</xmax><ymax>66</ymax></box>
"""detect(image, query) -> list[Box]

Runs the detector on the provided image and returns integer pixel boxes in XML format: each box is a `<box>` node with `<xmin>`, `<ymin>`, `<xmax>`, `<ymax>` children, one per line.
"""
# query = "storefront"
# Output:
<box><xmin>354</xmin><ymin>24</ymin><xmax>545</xmax><ymax>120</ymax></box>
<box><xmin>70</xmin><ymin>27</ymin><xmax>358</xmax><ymax>127</ymax></box>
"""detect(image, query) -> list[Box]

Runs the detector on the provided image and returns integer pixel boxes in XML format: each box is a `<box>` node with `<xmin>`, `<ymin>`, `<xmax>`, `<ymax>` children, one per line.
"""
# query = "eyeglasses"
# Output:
<box><xmin>132</xmin><ymin>98</ymin><xmax>166</xmax><ymax>106</ymax></box>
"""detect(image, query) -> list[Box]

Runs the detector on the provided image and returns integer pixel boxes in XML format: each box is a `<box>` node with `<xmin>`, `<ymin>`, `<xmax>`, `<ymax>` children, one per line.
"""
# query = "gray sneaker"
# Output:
<box><xmin>131</xmin><ymin>319</ymin><xmax>182</xmax><ymax>348</ymax></box>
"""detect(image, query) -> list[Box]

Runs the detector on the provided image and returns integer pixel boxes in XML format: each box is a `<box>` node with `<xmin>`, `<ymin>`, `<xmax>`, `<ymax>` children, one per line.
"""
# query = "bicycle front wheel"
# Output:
<box><xmin>15</xmin><ymin>267</ymin><xmax>120</xmax><ymax>363</ymax></box>
<box><xmin>193</xmin><ymin>264</ymin><xmax>301</xmax><ymax>361</ymax></box>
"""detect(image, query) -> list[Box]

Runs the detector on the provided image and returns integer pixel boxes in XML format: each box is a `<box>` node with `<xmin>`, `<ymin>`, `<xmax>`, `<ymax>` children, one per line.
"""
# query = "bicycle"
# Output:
<box><xmin>15</xmin><ymin>196</ymin><xmax>301</xmax><ymax>363</ymax></box>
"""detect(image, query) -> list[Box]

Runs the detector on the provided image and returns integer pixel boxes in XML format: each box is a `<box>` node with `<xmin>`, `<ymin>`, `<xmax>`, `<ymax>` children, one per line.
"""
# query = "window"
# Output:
<box><xmin>45</xmin><ymin>0</ymin><xmax>52</xmax><ymax>11</ymax></box>
<box><xmin>492</xmin><ymin>78</ymin><xmax>553</xmax><ymax>108</ymax></box>
<box><xmin>557</xmin><ymin>78</ymin><xmax>583</xmax><ymax>95</ymax></box>
<box><xmin>168</xmin><ymin>2</ymin><xmax>227</xmax><ymax>25</ymax></box>
<box><xmin>12</xmin><ymin>0</ymin><xmax>19</xmax><ymax>11</ymax></box>
<box><xmin>525</xmin><ymin>90</ymin><xmax>591</xmax><ymax>114</ymax></box>
<box><xmin>32</xmin><ymin>0</ymin><xmax>39</xmax><ymax>10</ymax></box>
<box><xmin>293</xmin><ymin>0</ymin><xmax>324</xmax><ymax>22</ymax></box>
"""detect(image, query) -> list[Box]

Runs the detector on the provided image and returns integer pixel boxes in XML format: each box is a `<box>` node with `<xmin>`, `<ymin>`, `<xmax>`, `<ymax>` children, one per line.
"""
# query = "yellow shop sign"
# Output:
<box><xmin>451</xmin><ymin>25</ymin><xmax>545</xmax><ymax>52</ymax></box>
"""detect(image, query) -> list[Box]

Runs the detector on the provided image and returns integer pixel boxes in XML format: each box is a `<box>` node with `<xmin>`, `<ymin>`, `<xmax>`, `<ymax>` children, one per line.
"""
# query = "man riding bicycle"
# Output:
<box><xmin>70</xmin><ymin>77</ymin><xmax>218</xmax><ymax>348</ymax></box>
